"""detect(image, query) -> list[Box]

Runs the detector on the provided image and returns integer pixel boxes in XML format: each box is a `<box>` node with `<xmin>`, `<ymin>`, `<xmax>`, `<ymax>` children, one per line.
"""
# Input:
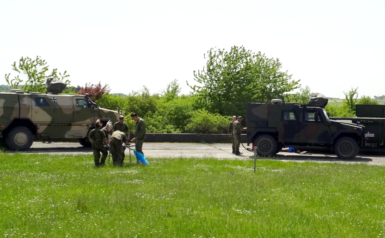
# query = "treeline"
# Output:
<box><xmin>95</xmin><ymin>82</ymin><xmax>230</xmax><ymax>133</ymax></box>
<box><xmin>4</xmin><ymin>47</ymin><xmax>383</xmax><ymax>134</ymax></box>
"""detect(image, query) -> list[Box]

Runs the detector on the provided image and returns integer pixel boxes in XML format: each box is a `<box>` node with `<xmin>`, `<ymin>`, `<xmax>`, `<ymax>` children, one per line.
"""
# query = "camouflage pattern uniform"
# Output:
<box><xmin>109</xmin><ymin>131</ymin><xmax>128</xmax><ymax>166</ymax></box>
<box><xmin>134</xmin><ymin>117</ymin><xmax>146</xmax><ymax>155</ymax></box>
<box><xmin>101</xmin><ymin>126</ymin><xmax>112</xmax><ymax>144</ymax></box>
<box><xmin>229</xmin><ymin>120</ymin><xmax>235</xmax><ymax>153</ymax></box>
<box><xmin>88</xmin><ymin>128</ymin><xmax>107</xmax><ymax>166</ymax></box>
<box><xmin>232</xmin><ymin>120</ymin><xmax>242</xmax><ymax>155</ymax></box>
<box><xmin>113</xmin><ymin>121</ymin><xmax>129</xmax><ymax>160</ymax></box>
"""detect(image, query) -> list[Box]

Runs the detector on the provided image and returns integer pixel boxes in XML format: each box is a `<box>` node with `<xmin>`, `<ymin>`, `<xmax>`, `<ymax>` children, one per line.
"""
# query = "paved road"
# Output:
<box><xmin>17</xmin><ymin>142</ymin><xmax>385</xmax><ymax>166</ymax></box>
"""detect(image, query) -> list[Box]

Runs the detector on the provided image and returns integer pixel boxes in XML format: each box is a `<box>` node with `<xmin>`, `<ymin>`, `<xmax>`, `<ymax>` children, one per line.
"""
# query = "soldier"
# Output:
<box><xmin>228</xmin><ymin>115</ymin><xmax>237</xmax><ymax>153</ymax></box>
<box><xmin>109</xmin><ymin>130</ymin><xmax>128</xmax><ymax>166</ymax></box>
<box><xmin>101</xmin><ymin>120</ymin><xmax>113</xmax><ymax>145</ymax></box>
<box><xmin>232</xmin><ymin>116</ymin><xmax>243</xmax><ymax>156</ymax></box>
<box><xmin>88</xmin><ymin>120</ymin><xmax>108</xmax><ymax>167</ymax></box>
<box><xmin>130</xmin><ymin>112</ymin><xmax>146</xmax><ymax>156</ymax></box>
<box><xmin>113</xmin><ymin>115</ymin><xmax>129</xmax><ymax>160</ymax></box>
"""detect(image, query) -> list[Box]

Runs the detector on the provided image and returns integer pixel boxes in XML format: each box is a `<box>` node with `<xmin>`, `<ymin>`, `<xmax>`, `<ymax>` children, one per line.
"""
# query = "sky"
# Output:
<box><xmin>0</xmin><ymin>0</ymin><xmax>384</xmax><ymax>98</ymax></box>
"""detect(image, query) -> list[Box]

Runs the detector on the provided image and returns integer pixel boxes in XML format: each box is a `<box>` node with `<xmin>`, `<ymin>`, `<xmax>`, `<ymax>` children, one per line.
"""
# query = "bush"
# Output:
<box><xmin>185</xmin><ymin>110</ymin><xmax>230</xmax><ymax>134</ymax></box>
<box><xmin>357</xmin><ymin>96</ymin><xmax>378</xmax><ymax>105</ymax></box>
<box><xmin>96</xmin><ymin>94</ymin><xmax>128</xmax><ymax>113</ymax></box>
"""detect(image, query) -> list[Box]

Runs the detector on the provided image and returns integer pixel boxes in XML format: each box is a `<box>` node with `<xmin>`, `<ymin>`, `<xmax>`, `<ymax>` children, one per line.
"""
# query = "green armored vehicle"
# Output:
<box><xmin>0</xmin><ymin>78</ymin><xmax>121</xmax><ymax>150</ymax></box>
<box><xmin>247</xmin><ymin>94</ymin><xmax>366</xmax><ymax>159</ymax></box>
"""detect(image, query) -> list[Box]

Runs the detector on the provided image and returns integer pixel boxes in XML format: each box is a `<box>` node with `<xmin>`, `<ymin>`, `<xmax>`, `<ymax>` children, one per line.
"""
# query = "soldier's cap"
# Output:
<box><xmin>237</xmin><ymin>116</ymin><xmax>243</xmax><ymax>119</ymax></box>
<box><xmin>119</xmin><ymin>114</ymin><xmax>124</xmax><ymax>119</ymax></box>
<box><xmin>131</xmin><ymin>112</ymin><xmax>138</xmax><ymax>117</ymax></box>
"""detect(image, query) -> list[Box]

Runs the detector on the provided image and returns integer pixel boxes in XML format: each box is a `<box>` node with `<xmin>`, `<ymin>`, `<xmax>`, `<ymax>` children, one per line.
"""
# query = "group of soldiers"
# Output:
<box><xmin>228</xmin><ymin>115</ymin><xmax>243</xmax><ymax>155</ymax></box>
<box><xmin>88</xmin><ymin>112</ymin><xmax>146</xmax><ymax>167</ymax></box>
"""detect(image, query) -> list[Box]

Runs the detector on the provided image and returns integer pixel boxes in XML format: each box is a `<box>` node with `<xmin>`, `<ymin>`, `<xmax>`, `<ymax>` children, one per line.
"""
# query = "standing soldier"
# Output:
<box><xmin>232</xmin><ymin>116</ymin><xmax>243</xmax><ymax>156</ymax></box>
<box><xmin>130</xmin><ymin>112</ymin><xmax>146</xmax><ymax>156</ymax></box>
<box><xmin>88</xmin><ymin>120</ymin><xmax>108</xmax><ymax>167</ymax></box>
<box><xmin>101</xmin><ymin>120</ymin><xmax>113</xmax><ymax>145</ymax></box>
<box><xmin>109</xmin><ymin>130</ymin><xmax>128</xmax><ymax>166</ymax></box>
<box><xmin>229</xmin><ymin>115</ymin><xmax>237</xmax><ymax>154</ymax></box>
<box><xmin>113</xmin><ymin>115</ymin><xmax>129</xmax><ymax>160</ymax></box>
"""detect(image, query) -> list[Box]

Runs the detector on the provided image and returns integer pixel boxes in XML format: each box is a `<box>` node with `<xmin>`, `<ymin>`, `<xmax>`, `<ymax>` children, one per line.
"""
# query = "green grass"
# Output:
<box><xmin>1</xmin><ymin>155</ymin><xmax>385</xmax><ymax>237</ymax></box>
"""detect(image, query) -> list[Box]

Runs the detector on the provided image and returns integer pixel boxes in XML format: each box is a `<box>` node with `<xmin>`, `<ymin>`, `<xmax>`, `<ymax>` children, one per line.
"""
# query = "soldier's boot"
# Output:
<box><xmin>235</xmin><ymin>151</ymin><xmax>241</xmax><ymax>156</ymax></box>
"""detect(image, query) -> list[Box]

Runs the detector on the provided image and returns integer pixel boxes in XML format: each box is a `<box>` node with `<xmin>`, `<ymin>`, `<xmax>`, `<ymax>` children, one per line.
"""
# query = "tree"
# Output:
<box><xmin>5</xmin><ymin>56</ymin><xmax>70</xmax><ymax>93</ymax></box>
<box><xmin>357</xmin><ymin>96</ymin><xmax>378</xmax><ymax>105</ymax></box>
<box><xmin>162</xmin><ymin>79</ymin><xmax>181</xmax><ymax>101</ymax></box>
<box><xmin>285</xmin><ymin>86</ymin><xmax>312</xmax><ymax>104</ymax></box>
<box><xmin>343</xmin><ymin>87</ymin><xmax>359</xmax><ymax>113</ymax></box>
<box><xmin>78</xmin><ymin>82</ymin><xmax>111</xmax><ymax>101</ymax></box>
<box><xmin>188</xmin><ymin>46</ymin><xmax>300</xmax><ymax>116</ymax></box>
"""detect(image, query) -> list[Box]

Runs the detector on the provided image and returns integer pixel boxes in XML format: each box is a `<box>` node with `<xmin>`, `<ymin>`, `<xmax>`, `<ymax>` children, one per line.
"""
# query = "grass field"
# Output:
<box><xmin>2</xmin><ymin>154</ymin><xmax>385</xmax><ymax>237</ymax></box>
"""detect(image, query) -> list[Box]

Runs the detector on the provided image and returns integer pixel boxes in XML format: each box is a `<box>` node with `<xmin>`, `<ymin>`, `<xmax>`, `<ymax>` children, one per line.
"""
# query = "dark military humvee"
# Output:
<box><xmin>331</xmin><ymin>104</ymin><xmax>385</xmax><ymax>152</ymax></box>
<box><xmin>247</xmin><ymin>94</ymin><xmax>366</xmax><ymax>159</ymax></box>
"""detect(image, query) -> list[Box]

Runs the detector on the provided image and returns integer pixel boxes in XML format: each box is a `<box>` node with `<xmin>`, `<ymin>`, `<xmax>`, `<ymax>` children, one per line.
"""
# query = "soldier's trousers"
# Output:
<box><xmin>110</xmin><ymin>138</ymin><xmax>124</xmax><ymax>166</ymax></box>
<box><xmin>135</xmin><ymin>139</ymin><xmax>144</xmax><ymax>156</ymax></box>
<box><xmin>93</xmin><ymin>146</ymin><xmax>107</xmax><ymax>166</ymax></box>
<box><xmin>233</xmin><ymin>136</ymin><xmax>240</xmax><ymax>152</ymax></box>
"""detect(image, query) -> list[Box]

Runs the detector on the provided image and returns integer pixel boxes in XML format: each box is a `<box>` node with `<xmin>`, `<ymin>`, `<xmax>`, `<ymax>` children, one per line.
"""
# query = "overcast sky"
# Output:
<box><xmin>1</xmin><ymin>0</ymin><xmax>384</xmax><ymax>98</ymax></box>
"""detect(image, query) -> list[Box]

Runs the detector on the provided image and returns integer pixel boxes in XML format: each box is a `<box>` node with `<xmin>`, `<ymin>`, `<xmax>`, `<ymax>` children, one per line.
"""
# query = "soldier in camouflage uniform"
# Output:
<box><xmin>114</xmin><ymin>115</ymin><xmax>129</xmax><ymax>160</ymax></box>
<box><xmin>228</xmin><ymin>115</ymin><xmax>237</xmax><ymax>154</ymax></box>
<box><xmin>88</xmin><ymin>120</ymin><xmax>108</xmax><ymax>167</ymax></box>
<box><xmin>109</xmin><ymin>130</ymin><xmax>128</xmax><ymax>166</ymax></box>
<box><xmin>130</xmin><ymin>113</ymin><xmax>146</xmax><ymax>156</ymax></box>
<box><xmin>232</xmin><ymin>116</ymin><xmax>243</xmax><ymax>156</ymax></box>
<box><xmin>101</xmin><ymin>121</ymin><xmax>113</xmax><ymax>144</ymax></box>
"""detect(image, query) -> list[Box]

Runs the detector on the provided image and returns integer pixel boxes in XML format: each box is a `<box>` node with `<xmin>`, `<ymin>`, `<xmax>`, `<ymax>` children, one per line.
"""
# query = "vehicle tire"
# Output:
<box><xmin>79</xmin><ymin>137</ymin><xmax>92</xmax><ymax>147</ymax></box>
<box><xmin>79</xmin><ymin>127</ymin><xmax>93</xmax><ymax>147</ymax></box>
<box><xmin>334</xmin><ymin>137</ymin><xmax>359</xmax><ymax>159</ymax></box>
<box><xmin>254</xmin><ymin>135</ymin><xmax>278</xmax><ymax>157</ymax></box>
<box><xmin>5</xmin><ymin>126</ymin><xmax>34</xmax><ymax>151</ymax></box>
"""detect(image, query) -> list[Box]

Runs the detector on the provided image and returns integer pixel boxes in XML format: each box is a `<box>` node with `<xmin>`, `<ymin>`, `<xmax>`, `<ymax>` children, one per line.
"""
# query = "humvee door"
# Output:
<box><xmin>301</xmin><ymin>108</ymin><xmax>332</xmax><ymax>144</ymax></box>
<box><xmin>280</xmin><ymin>109</ymin><xmax>301</xmax><ymax>143</ymax></box>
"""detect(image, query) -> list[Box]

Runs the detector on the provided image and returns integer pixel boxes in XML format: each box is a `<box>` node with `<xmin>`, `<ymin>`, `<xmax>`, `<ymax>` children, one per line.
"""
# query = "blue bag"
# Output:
<box><xmin>133</xmin><ymin>150</ymin><xmax>149</xmax><ymax>165</ymax></box>
<box><xmin>289</xmin><ymin>147</ymin><xmax>294</xmax><ymax>152</ymax></box>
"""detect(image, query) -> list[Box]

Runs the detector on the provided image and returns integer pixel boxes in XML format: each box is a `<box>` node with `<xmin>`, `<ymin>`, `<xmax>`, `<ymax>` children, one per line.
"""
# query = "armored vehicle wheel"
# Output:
<box><xmin>79</xmin><ymin>138</ymin><xmax>92</xmax><ymax>147</ymax></box>
<box><xmin>5</xmin><ymin>126</ymin><xmax>34</xmax><ymax>151</ymax></box>
<box><xmin>335</xmin><ymin>137</ymin><xmax>359</xmax><ymax>159</ymax></box>
<box><xmin>255</xmin><ymin>135</ymin><xmax>277</xmax><ymax>157</ymax></box>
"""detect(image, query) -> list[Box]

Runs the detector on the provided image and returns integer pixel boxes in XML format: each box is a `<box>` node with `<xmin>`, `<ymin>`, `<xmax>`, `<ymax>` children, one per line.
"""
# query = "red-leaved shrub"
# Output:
<box><xmin>78</xmin><ymin>82</ymin><xmax>111</xmax><ymax>101</ymax></box>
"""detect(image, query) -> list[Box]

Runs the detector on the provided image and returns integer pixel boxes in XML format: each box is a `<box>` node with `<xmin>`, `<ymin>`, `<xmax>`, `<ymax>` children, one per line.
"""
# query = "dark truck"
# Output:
<box><xmin>330</xmin><ymin>104</ymin><xmax>385</xmax><ymax>152</ymax></box>
<box><xmin>246</xmin><ymin>95</ymin><xmax>366</xmax><ymax>159</ymax></box>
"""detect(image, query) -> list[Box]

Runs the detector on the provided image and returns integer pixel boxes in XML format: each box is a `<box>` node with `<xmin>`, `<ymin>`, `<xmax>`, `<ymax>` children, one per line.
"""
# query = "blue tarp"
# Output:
<box><xmin>133</xmin><ymin>150</ymin><xmax>149</xmax><ymax>165</ymax></box>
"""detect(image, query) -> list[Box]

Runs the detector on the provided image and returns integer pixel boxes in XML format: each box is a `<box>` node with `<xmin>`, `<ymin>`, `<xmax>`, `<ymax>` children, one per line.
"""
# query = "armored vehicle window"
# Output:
<box><xmin>282</xmin><ymin>111</ymin><xmax>297</xmax><ymax>121</ymax></box>
<box><xmin>76</xmin><ymin>99</ymin><xmax>89</xmax><ymax>108</ymax></box>
<box><xmin>304</xmin><ymin>111</ymin><xmax>322</xmax><ymax>122</ymax></box>
<box><xmin>34</xmin><ymin>97</ymin><xmax>50</xmax><ymax>107</ymax></box>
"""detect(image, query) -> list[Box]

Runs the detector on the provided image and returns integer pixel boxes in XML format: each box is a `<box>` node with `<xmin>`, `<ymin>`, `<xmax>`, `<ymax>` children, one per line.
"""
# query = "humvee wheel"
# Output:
<box><xmin>335</xmin><ymin>137</ymin><xmax>359</xmax><ymax>159</ymax></box>
<box><xmin>255</xmin><ymin>135</ymin><xmax>277</xmax><ymax>157</ymax></box>
<box><xmin>6</xmin><ymin>126</ymin><xmax>34</xmax><ymax>150</ymax></box>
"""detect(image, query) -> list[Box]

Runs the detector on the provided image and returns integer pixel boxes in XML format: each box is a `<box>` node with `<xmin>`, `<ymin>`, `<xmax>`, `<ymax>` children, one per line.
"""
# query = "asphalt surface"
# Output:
<box><xmin>15</xmin><ymin>142</ymin><xmax>385</xmax><ymax>166</ymax></box>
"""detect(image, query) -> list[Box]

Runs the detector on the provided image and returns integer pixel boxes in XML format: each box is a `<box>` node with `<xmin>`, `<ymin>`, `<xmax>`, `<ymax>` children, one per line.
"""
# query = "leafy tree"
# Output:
<box><xmin>78</xmin><ymin>82</ymin><xmax>111</xmax><ymax>101</ymax></box>
<box><xmin>162</xmin><ymin>79</ymin><xmax>181</xmax><ymax>101</ymax></box>
<box><xmin>357</xmin><ymin>96</ymin><xmax>378</xmax><ymax>105</ymax></box>
<box><xmin>343</xmin><ymin>87</ymin><xmax>359</xmax><ymax>114</ymax></box>
<box><xmin>5</xmin><ymin>56</ymin><xmax>70</xmax><ymax>93</ymax></box>
<box><xmin>188</xmin><ymin>46</ymin><xmax>300</xmax><ymax>116</ymax></box>
<box><xmin>285</xmin><ymin>86</ymin><xmax>312</xmax><ymax>104</ymax></box>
